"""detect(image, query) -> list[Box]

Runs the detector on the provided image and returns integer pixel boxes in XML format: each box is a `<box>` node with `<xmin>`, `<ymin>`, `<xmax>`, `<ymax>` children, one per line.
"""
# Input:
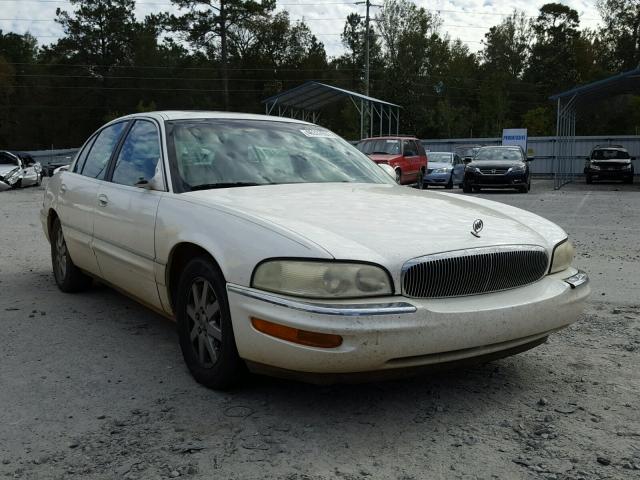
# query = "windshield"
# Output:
<box><xmin>358</xmin><ymin>139</ymin><xmax>401</xmax><ymax>155</ymax></box>
<box><xmin>0</xmin><ymin>153</ymin><xmax>19</xmax><ymax>166</ymax></box>
<box><xmin>428</xmin><ymin>152</ymin><xmax>453</xmax><ymax>164</ymax></box>
<box><xmin>455</xmin><ymin>146</ymin><xmax>480</xmax><ymax>158</ymax></box>
<box><xmin>167</xmin><ymin>120</ymin><xmax>394</xmax><ymax>191</ymax></box>
<box><xmin>474</xmin><ymin>148</ymin><xmax>523</xmax><ymax>162</ymax></box>
<box><xmin>591</xmin><ymin>149</ymin><xmax>630</xmax><ymax>160</ymax></box>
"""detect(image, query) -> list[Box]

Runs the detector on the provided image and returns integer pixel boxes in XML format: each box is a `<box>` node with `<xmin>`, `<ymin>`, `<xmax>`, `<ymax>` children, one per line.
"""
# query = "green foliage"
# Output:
<box><xmin>1</xmin><ymin>1</ymin><xmax>640</xmax><ymax>149</ymax></box>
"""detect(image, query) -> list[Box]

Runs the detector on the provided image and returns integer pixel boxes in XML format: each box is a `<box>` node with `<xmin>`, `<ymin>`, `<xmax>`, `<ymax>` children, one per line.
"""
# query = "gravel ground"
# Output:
<box><xmin>1</xmin><ymin>179</ymin><xmax>639</xmax><ymax>480</ymax></box>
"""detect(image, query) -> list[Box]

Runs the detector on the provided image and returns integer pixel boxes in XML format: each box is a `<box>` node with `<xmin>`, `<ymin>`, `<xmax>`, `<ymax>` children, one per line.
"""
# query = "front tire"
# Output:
<box><xmin>51</xmin><ymin>217</ymin><xmax>92</xmax><ymax>292</ymax></box>
<box><xmin>176</xmin><ymin>257</ymin><xmax>244</xmax><ymax>389</ymax></box>
<box><xmin>586</xmin><ymin>174</ymin><xmax>592</xmax><ymax>184</ymax></box>
<box><xmin>395</xmin><ymin>169</ymin><xmax>402</xmax><ymax>184</ymax></box>
<box><xmin>445</xmin><ymin>175</ymin><xmax>453</xmax><ymax>189</ymax></box>
<box><xmin>463</xmin><ymin>181</ymin><xmax>472</xmax><ymax>193</ymax></box>
<box><xmin>416</xmin><ymin>169</ymin><xmax>425</xmax><ymax>190</ymax></box>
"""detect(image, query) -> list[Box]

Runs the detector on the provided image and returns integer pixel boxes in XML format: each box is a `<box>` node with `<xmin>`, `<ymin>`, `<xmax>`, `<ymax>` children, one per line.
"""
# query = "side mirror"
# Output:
<box><xmin>463</xmin><ymin>158</ymin><xmax>472</xmax><ymax>164</ymax></box>
<box><xmin>53</xmin><ymin>165</ymin><xmax>69</xmax><ymax>175</ymax></box>
<box><xmin>526</xmin><ymin>156</ymin><xmax>535</xmax><ymax>161</ymax></box>
<box><xmin>632</xmin><ymin>157</ymin><xmax>636</xmax><ymax>161</ymax></box>
<box><xmin>378</xmin><ymin>163</ymin><xmax>397</xmax><ymax>182</ymax></box>
<box><xmin>586</xmin><ymin>157</ymin><xmax>590</xmax><ymax>161</ymax></box>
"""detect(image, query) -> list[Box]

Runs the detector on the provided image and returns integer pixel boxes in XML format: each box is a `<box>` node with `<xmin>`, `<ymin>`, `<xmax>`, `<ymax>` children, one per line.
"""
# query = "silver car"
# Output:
<box><xmin>0</xmin><ymin>151</ymin><xmax>42</xmax><ymax>190</ymax></box>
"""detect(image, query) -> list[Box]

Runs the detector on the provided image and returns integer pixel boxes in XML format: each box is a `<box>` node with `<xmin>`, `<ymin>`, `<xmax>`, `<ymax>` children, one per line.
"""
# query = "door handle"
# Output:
<box><xmin>60</xmin><ymin>184</ymin><xmax>67</xmax><ymax>194</ymax></box>
<box><xmin>97</xmin><ymin>194</ymin><xmax>109</xmax><ymax>207</ymax></box>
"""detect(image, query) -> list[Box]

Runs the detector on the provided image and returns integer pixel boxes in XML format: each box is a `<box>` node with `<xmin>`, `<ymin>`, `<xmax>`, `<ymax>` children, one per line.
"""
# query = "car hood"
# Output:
<box><xmin>183</xmin><ymin>183</ymin><xmax>566</xmax><ymax>274</ymax></box>
<box><xmin>468</xmin><ymin>160</ymin><xmax>522</xmax><ymax>168</ymax></box>
<box><xmin>368</xmin><ymin>154</ymin><xmax>402</xmax><ymax>163</ymax></box>
<box><xmin>0</xmin><ymin>165</ymin><xmax>19</xmax><ymax>177</ymax></box>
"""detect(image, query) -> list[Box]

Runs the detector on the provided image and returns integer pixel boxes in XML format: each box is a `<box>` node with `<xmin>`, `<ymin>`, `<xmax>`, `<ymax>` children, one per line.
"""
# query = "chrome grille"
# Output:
<box><xmin>402</xmin><ymin>245</ymin><xmax>549</xmax><ymax>298</ymax></box>
<box><xmin>479</xmin><ymin>167</ymin><xmax>508</xmax><ymax>174</ymax></box>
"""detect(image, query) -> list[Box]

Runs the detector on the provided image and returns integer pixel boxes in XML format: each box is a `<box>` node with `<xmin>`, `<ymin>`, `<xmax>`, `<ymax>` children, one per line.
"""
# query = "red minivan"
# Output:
<box><xmin>356</xmin><ymin>136</ymin><xmax>428</xmax><ymax>187</ymax></box>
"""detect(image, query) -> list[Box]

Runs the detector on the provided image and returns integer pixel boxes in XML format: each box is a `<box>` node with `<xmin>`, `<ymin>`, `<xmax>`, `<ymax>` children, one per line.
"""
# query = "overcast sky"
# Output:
<box><xmin>0</xmin><ymin>0</ymin><xmax>602</xmax><ymax>58</ymax></box>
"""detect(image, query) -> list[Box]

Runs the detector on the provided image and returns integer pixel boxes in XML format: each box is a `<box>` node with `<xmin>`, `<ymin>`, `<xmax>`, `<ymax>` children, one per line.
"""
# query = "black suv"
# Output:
<box><xmin>463</xmin><ymin>146</ymin><xmax>531</xmax><ymax>193</ymax></box>
<box><xmin>584</xmin><ymin>145</ymin><xmax>634</xmax><ymax>184</ymax></box>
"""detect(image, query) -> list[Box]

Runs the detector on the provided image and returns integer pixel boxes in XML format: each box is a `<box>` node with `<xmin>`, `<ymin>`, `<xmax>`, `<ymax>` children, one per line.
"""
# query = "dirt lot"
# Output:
<box><xmin>1</xmin><ymin>179</ymin><xmax>639</xmax><ymax>480</ymax></box>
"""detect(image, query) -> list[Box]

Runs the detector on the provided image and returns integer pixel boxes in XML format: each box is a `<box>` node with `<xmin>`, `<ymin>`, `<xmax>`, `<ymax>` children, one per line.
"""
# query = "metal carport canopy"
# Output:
<box><xmin>550</xmin><ymin>67</ymin><xmax>640</xmax><ymax>189</ymax></box>
<box><xmin>262</xmin><ymin>81</ymin><xmax>401</xmax><ymax>139</ymax></box>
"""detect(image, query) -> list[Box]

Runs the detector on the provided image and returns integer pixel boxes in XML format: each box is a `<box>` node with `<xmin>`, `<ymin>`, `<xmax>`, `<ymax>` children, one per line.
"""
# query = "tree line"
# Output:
<box><xmin>0</xmin><ymin>0</ymin><xmax>639</xmax><ymax>149</ymax></box>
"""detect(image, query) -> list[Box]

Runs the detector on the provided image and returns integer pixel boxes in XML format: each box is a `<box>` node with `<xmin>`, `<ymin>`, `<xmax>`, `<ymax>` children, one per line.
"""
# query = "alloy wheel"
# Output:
<box><xmin>186</xmin><ymin>277</ymin><xmax>222</xmax><ymax>368</ymax></box>
<box><xmin>54</xmin><ymin>227</ymin><xmax>68</xmax><ymax>281</ymax></box>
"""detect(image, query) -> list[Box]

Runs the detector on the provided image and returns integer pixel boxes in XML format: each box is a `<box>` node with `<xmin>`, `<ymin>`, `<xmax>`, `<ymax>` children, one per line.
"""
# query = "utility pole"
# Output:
<box><xmin>355</xmin><ymin>0</ymin><xmax>380</xmax><ymax>97</ymax></box>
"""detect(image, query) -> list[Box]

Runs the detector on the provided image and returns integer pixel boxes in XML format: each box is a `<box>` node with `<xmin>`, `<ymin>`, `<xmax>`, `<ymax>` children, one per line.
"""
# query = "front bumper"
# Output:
<box><xmin>226</xmin><ymin>268</ymin><xmax>589</xmax><ymax>374</ymax></box>
<box><xmin>424</xmin><ymin>171</ymin><xmax>452</xmax><ymax>185</ymax></box>
<box><xmin>465</xmin><ymin>171</ymin><xmax>527</xmax><ymax>188</ymax></box>
<box><xmin>585</xmin><ymin>168</ymin><xmax>633</xmax><ymax>179</ymax></box>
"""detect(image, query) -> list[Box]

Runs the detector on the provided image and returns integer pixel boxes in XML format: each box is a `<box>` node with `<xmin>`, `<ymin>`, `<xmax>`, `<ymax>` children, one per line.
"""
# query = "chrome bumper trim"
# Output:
<box><xmin>227</xmin><ymin>284</ymin><xmax>417</xmax><ymax>316</ymax></box>
<box><xmin>563</xmin><ymin>270</ymin><xmax>589</xmax><ymax>289</ymax></box>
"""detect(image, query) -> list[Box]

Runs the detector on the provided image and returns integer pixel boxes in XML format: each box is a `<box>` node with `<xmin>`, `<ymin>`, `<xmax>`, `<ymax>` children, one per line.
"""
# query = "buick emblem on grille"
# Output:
<box><xmin>471</xmin><ymin>219</ymin><xmax>484</xmax><ymax>237</ymax></box>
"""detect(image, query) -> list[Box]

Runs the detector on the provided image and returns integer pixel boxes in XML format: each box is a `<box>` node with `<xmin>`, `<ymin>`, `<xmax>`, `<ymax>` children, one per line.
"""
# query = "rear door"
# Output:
<box><xmin>56</xmin><ymin>121</ymin><xmax>128</xmax><ymax>276</ymax></box>
<box><xmin>92</xmin><ymin>119</ymin><xmax>165</xmax><ymax>309</ymax></box>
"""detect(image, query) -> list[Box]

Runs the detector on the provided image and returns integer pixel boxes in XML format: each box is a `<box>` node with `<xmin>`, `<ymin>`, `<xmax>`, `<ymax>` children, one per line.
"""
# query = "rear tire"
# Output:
<box><xmin>176</xmin><ymin>256</ymin><xmax>245</xmax><ymax>390</ymax></box>
<box><xmin>51</xmin><ymin>217</ymin><xmax>92</xmax><ymax>292</ymax></box>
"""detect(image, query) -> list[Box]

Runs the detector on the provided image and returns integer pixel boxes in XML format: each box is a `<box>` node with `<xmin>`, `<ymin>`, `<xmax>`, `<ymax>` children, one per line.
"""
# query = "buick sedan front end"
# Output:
<box><xmin>41</xmin><ymin>112</ymin><xmax>589</xmax><ymax>389</ymax></box>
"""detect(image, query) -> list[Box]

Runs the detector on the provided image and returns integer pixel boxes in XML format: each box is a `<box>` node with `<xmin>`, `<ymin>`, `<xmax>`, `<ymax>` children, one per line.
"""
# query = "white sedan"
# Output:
<box><xmin>41</xmin><ymin>112</ymin><xmax>589</xmax><ymax>388</ymax></box>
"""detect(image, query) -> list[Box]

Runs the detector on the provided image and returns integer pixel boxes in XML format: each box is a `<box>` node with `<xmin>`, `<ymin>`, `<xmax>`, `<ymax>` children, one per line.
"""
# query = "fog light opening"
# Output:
<box><xmin>250</xmin><ymin>317</ymin><xmax>343</xmax><ymax>348</ymax></box>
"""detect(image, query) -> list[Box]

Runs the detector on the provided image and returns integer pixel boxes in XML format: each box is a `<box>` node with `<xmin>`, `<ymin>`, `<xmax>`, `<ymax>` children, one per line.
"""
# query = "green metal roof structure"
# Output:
<box><xmin>262</xmin><ymin>81</ymin><xmax>401</xmax><ymax>140</ymax></box>
<box><xmin>550</xmin><ymin>67</ymin><xmax>640</xmax><ymax>188</ymax></box>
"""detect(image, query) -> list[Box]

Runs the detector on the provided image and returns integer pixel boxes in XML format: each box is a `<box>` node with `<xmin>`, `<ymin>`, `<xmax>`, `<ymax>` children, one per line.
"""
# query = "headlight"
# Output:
<box><xmin>590</xmin><ymin>164</ymin><xmax>600</xmax><ymax>170</ymax></box>
<box><xmin>433</xmin><ymin>167</ymin><xmax>452</xmax><ymax>174</ymax></box>
<box><xmin>622</xmin><ymin>164</ymin><xmax>632</xmax><ymax>170</ymax></box>
<box><xmin>509</xmin><ymin>164</ymin><xmax>526</xmax><ymax>172</ymax></box>
<box><xmin>252</xmin><ymin>260</ymin><xmax>393</xmax><ymax>298</ymax></box>
<box><xmin>549</xmin><ymin>240</ymin><xmax>575</xmax><ymax>274</ymax></box>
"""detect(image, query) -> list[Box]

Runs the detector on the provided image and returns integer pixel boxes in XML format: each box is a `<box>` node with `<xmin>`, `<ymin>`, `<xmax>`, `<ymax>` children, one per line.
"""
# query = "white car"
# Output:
<box><xmin>41</xmin><ymin>112</ymin><xmax>589</xmax><ymax>388</ymax></box>
<box><xmin>0</xmin><ymin>151</ymin><xmax>42</xmax><ymax>190</ymax></box>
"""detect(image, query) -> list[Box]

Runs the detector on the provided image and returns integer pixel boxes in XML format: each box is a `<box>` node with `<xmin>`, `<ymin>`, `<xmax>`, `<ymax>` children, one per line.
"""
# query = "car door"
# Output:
<box><xmin>92</xmin><ymin>119</ymin><xmax>165</xmax><ymax>310</ymax></box>
<box><xmin>402</xmin><ymin>140</ymin><xmax>420</xmax><ymax>181</ymax></box>
<box><xmin>57</xmin><ymin>121</ymin><xmax>128</xmax><ymax>277</ymax></box>
<box><xmin>20</xmin><ymin>156</ymin><xmax>38</xmax><ymax>186</ymax></box>
<box><xmin>451</xmin><ymin>154</ymin><xmax>465</xmax><ymax>185</ymax></box>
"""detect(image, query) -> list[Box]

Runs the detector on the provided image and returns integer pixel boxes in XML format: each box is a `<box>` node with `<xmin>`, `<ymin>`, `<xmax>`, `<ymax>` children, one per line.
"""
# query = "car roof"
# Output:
<box><xmin>592</xmin><ymin>146</ymin><xmax>627</xmax><ymax>151</ymax></box>
<box><xmin>360</xmin><ymin>136</ymin><xmax>418</xmax><ymax>141</ymax></box>
<box><xmin>108</xmin><ymin>111</ymin><xmax>314</xmax><ymax>125</ymax></box>
<box><xmin>427</xmin><ymin>151</ymin><xmax>453</xmax><ymax>154</ymax></box>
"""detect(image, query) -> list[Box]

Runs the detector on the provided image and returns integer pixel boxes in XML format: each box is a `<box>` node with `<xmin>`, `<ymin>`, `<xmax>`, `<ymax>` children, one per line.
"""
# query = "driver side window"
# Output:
<box><xmin>111</xmin><ymin>120</ymin><xmax>162</xmax><ymax>187</ymax></box>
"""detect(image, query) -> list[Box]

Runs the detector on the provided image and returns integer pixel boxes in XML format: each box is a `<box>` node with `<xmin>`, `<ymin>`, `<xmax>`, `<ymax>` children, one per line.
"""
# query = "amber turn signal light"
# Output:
<box><xmin>250</xmin><ymin>317</ymin><xmax>343</xmax><ymax>348</ymax></box>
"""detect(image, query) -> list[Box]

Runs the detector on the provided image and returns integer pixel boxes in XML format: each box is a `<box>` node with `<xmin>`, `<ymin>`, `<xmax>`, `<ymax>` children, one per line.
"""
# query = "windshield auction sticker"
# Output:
<box><xmin>300</xmin><ymin>129</ymin><xmax>337</xmax><ymax>138</ymax></box>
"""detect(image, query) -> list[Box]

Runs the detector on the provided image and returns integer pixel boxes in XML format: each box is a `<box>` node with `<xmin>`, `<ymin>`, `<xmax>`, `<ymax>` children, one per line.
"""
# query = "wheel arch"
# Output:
<box><xmin>46</xmin><ymin>208</ymin><xmax>60</xmax><ymax>241</ymax></box>
<box><xmin>165</xmin><ymin>242</ymin><xmax>226</xmax><ymax>311</ymax></box>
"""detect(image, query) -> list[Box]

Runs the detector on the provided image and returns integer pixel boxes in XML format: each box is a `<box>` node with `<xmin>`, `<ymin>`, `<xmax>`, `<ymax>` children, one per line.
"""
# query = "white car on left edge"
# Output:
<box><xmin>41</xmin><ymin>111</ymin><xmax>590</xmax><ymax>389</ymax></box>
<box><xmin>0</xmin><ymin>151</ymin><xmax>42</xmax><ymax>190</ymax></box>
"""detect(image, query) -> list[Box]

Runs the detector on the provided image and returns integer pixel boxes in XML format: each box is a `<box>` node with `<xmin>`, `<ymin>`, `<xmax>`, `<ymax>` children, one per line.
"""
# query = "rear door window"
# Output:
<box><xmin>81</xmin><ymin>122</ymin><xmax>127</xmax><ymax>180</ymax></box>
